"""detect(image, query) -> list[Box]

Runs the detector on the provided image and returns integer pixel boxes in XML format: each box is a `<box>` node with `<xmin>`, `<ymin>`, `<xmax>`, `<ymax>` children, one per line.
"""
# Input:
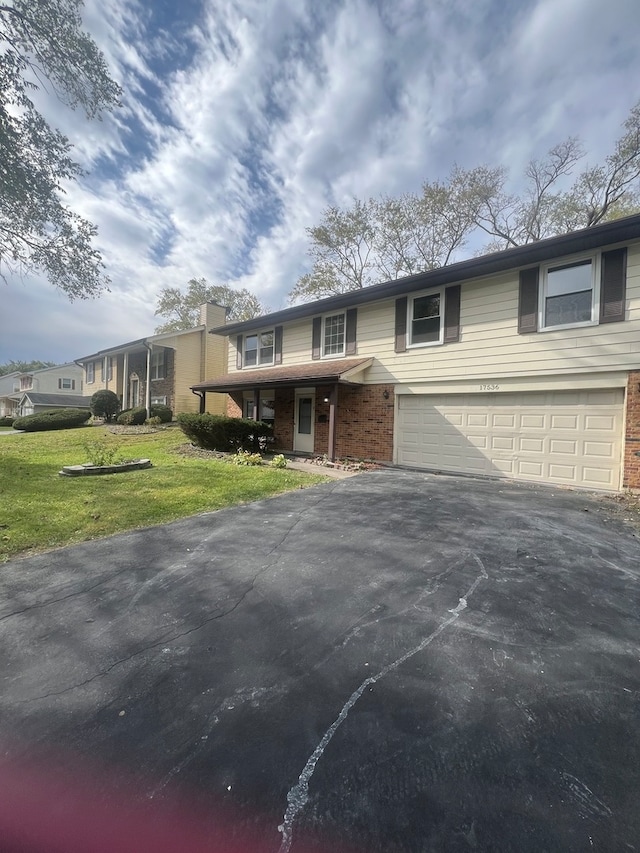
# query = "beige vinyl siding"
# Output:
<box><xmin>225</xmin><ymin>240</ymin><xmax>640</xmax><ymax>382</ymax></box>
<box><xmin>163</xmin><ymin>332</ymin><xmax>201</xmax><ymax>414</ymax></box>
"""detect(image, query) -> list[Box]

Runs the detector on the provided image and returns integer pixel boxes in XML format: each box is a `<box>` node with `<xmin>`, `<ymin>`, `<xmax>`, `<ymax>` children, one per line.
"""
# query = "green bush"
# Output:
<box><xmin>116</xmin><ymin>406</ymin><xmax>147</xmax><ymax>425</ymax></box>
<box><xmin>271</xmin><ymin>453</ymin><xmax>287</xmax><ymax>469</ymax></box>
<box><xmin>177</xmin><ymin>414</ymin><xmax>273</xmax><ymax>452</ymax></box>
<box><xmin>149</xmin><ymin>403</ymin><xmax>172</xmax><ymax>423</ymax></box>
<box><xmin>90</xmin><ymin>389</ymin><xmax>120</xmax><ymax>422</ymax></box>
<box><xmin>145</xmin><ymin>416</ymin><xmax>162</xmax><ymax>426</ymax></box>
<box><xmin>0</xmin><ymin>416</ymin><xmax>14</xmax><ymax>427</ymax></box>
<box><xmin>232</xmin><ymin>450</ymin><xmax>263</xmax><ymax>466</ymax></box>
<box><xmin>13</xmin><ymin>408</ymin><xmax>92</xmax><ymax>432</ymax></box>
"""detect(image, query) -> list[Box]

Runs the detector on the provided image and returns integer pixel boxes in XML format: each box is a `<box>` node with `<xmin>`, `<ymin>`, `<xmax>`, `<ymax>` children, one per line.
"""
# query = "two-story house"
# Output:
<box><xmin>75</xmin><ymin>303</ymin><xmax>228</xmax><ymax>416</ymax></box>
<box><xmin>192</xmin><ymin>214</ymin><xmax>640</xmax><ymax>493</ymax></box>
<box><xmin>5</xmin><ymin>364</ymin><xmax>89</xmax><ymax>416</ymax></box>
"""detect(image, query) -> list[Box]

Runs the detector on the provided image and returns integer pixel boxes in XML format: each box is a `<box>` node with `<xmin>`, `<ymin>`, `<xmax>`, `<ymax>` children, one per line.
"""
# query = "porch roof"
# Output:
<box><xmin>191</xmin><ymin>357</ymin><xmax>373</xmax><ymax>393</ymax></box>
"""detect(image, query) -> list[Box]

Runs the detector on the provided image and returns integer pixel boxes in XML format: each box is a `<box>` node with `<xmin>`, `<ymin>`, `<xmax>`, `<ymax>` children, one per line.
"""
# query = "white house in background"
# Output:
<box><xmin>0</xmin><ymin>363</ymin><xmax>85</xmax><ymax>418</ymax></box>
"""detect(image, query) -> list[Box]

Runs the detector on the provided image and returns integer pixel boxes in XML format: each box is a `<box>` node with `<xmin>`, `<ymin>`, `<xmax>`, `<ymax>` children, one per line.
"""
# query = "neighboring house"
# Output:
<box><xmin>192</xmin><ymin>213</ymin><xmax>640</xmax><ymax>492</ymax></box>
<box><xmin>0</xmin><ymin>364</ymin><xmax>84</xmax><ymax>418</ymax></box>
<box><xmin>16</xmin><ymin>393</ymin><xmax>93</xmax><ymax>417</ymax></box>
<box><xmin>75</xmin><ymin>303</ymin><xmax>228</xmax><ymax>416</ymax></box>
<box><xmin>0</xmin><ymin>372</ymin><xmax>21</xmax><ymax>417</ymax></box>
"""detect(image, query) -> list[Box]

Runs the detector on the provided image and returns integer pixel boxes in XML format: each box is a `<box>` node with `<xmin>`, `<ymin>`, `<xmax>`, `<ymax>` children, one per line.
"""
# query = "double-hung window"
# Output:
<box><xmin>541</xmin><ymin>258</ymin><xmax>595</xmax><ymax>329</ymax></box>
<box><xmin>323</xmin><ymin>313</ymin><xmax>345</xmax><ymax>356</ymax></box>
<box><xmin>408</xmin><ymin>290</ymin><xmax>443</xmax><ymax>346</ymax></box>
<box><xmin>86</xmin><ymin>362</ymin><xmax>95</xmax><ymax>383</ymax></box>
<box><xmin>58</xmin><ymin>378</ymin><xmax>75</xmax><ymax>390</ymax></box>
<box><xmin>243</xmin><ymin>330</ymin><xmax>274</xmax><ymax>367</ymax></box>
<box><xmin>151</xmin><ymin>349</ymin><xmax>165</xmax><ymax>380</ymax></box>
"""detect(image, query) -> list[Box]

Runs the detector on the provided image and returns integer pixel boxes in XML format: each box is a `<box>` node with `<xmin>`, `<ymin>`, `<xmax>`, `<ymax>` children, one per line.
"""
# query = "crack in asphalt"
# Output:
<box><xmin>276</xmin><ymin>551</ymin><xmax>489</xmax><ymax>853</ymax></box>
<box><xmin>20</xmin><ymin>485</ymin><xmax>341</xmax><ymax>704</ymax></box>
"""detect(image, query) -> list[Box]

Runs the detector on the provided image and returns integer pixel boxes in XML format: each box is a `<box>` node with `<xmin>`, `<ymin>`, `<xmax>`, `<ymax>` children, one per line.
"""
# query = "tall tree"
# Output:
<box><xmin>0</xmin><ymin>0</ymin><xmax>121</xmax><ymax>299</ymax></box>
<box><xmin>154</xmin><ymin>278</ymin><xmax>268</xmax><ymax>333</ymax></box>
<box><xmin>289</xmin><ymin>101</ymin><xmax>640</xmax><ymax>302</ymax></box>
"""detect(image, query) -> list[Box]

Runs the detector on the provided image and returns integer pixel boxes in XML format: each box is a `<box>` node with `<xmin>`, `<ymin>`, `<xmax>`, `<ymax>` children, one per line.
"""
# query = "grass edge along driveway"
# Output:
<box><xmin>0</xmin><ymin>426</ymin><xmax>327</xmax><ymax>562</ymax></box>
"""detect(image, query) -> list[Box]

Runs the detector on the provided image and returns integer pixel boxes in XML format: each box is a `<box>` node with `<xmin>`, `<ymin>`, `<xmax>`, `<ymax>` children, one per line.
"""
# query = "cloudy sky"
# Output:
<box><xmin>2</xmin><ymin>0</ymin><xmax>639</xmax><ymax>364</ymax></box>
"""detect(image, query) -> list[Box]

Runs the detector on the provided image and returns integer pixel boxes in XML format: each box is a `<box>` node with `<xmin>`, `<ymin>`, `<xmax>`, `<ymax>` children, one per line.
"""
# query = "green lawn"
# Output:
<box><xmin>0</xmin><ymin>426</ymin><xmax>327</xmax><ymax>561</ymax></box>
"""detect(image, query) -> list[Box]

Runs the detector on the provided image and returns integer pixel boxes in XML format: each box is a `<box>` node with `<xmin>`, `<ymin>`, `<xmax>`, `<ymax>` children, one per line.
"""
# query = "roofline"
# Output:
<box><xmin>75</xmin><ymin>325</ymin><xmax>205</xmax><ymax>363</ymax></box>
<box><xmin>211</xmin><ymin>214</ymin><xmax>640</xmax><ymax>336</ymax></box>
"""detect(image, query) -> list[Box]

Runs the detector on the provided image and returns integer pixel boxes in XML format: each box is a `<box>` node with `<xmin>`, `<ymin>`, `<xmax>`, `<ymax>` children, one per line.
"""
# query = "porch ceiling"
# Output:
<box><xmin>191</xmin><ymin>357</ymin><xmax>373</xmax><ymax>393</ymax></box>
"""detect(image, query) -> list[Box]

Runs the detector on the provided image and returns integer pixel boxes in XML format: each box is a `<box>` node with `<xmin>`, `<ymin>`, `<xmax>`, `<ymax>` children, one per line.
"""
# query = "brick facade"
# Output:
<box><xmin>124</xmin><ymin>350</ymin><xmax>175</xmax><ymax>410</ymax></box>
<box><xmin>624</xmin><ymin>370</ymin><xmax>640</xmax><ymax>489</ymax></box>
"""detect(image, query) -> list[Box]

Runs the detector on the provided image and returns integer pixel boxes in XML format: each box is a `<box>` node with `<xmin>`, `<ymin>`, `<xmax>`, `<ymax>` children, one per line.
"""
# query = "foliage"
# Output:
<box><xmin>145</xmin><ymin>416</ymin><xmax>162</xmax><ymax>426</ymax></box>
<box><xmin>0</xmin><ymin>427</ymin><xmax>326</xmax><ymax>560</ymax></box>
<box><xmin>289</xmin><ymin>101</ymin><xmax>640</xmax><ymax>302</ymax></box>
<box><xmin>0</xmin><ymin>360</ymin><xmax>56</xmax><ymax>376</ymax></box>
<box><xmin>149</xmin><ymin>403</ymin><xmax>172</xmax><ymax>423</ymax></box>
<box><xmin>116</xmin><ymin>406</ymin><xmax>147</xmax><ymax>425</ymax></box>
<box><xmin>154</xmin><ymin>278</ymin><xmax>269</xmax><ymax>333</ymax></box>
<box><xmin>82</xmin><ymin>438</ymin><xmax>122</xmax><ymax>466</ymax></box>
<box><xmin>13</xmin><ymin>407</ymin><xmax>91</xmax><ymax>431</ymax></box>
<box><xmin>90</xmin><ymin>389</ymin><xmax>120</xmax><ymax>422</ymax></box>
<box><xmin>0</xmin><ymin>416</ymin><xmax>14</xmax><ymax>427</ymax></box>
<box><xmin>232</xmin><ymin>450</ymin><xmax>263</xmax><ymax>466</ymax></box>
<box><xmin>0</xmin><ymin>0</ymin><xmax>121</xmax><ymax>299</ymax></box>
<box><xmin>177</xmin><ymin>413</ymin><xmax>273</xmax><ymax>452</ymax></box>
<box><xmin>271</xmin><ymin>453</ymin><xmax>287</xmax><ymax>469</ymax></box>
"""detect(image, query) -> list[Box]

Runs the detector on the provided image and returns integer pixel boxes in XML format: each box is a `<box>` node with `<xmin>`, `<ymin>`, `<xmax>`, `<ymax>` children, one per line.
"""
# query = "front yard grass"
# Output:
<box><xmin>0</xmin><ymin>426</ymin><xmax>327</xmax><ymax>561</ymax></box>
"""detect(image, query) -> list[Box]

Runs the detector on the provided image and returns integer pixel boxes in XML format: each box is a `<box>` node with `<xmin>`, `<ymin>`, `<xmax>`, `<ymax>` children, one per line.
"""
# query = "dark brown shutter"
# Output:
<box><xmin>443</xmin><ymin>285</ymin><xmax>461</xmax><ymax>343</ymax></box>
<box><xmin>72</xmin><ymin>380</ymin><xmax>76</xmax><ymax>390</ymax></box>
<box><xmin>345</xmin><ymin>308</ymin><xmax>357</xmax><ymax>355</ymax></box>
<box><xmin>57</xmin><ymin>378</ymin><xmax>62</xmax><ymax>389</ymax></box>
<box><xmin>518</xmin><ymin>267</ymin><xmax>539</xmax><ymax>334</ymax></box>
<box><xmin>312</xmin><ymin>316</ymin><xmax>322</xmax><ymax>359</ymax></box>
<box><xmin>236</xmin><ymin>334</ymin><xmax>243</xmax><ymax>369</ymax></box>
<box><xmin>394</xmin><ymin>296</ymin><xmax>407</xmax><ymax>352</ymax></box>
<box><xmin>274</xmin><ymin>325</ymin><xmax>283</xmax><ymax>364</ymax></box>
<box><xmin>600</xmin><ymin>247</ymin><xmax>627</xmax><ymax>324</ymax></box>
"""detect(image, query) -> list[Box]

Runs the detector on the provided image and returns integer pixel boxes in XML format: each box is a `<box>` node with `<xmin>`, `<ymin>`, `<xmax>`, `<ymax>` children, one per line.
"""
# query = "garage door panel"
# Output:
<box><xmin>396</xmin><ymin>389</ymin><xmax>623</xmax><ymax>491</ymax></box>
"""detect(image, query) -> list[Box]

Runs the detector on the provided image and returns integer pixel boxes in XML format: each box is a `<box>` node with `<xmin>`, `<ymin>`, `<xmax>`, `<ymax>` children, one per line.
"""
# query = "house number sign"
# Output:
<box><xmin>479</xmin><ymin>384</ymin><xmax>500</xmax><ymax>391</ymax></box>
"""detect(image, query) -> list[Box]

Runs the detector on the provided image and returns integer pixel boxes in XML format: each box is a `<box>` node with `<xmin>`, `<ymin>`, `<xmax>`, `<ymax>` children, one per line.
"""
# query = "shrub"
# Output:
<box><xmin>13</xmin><ymin>408</ymin><xmax>92</xmax><ymax>432</ymax></box>
<box><xmin>149</xmin><ymin>404</ymin><xmax>172</xmax><ymax>423</ymax></box>
<box><xmin>232</xmin><ymin>450</ymin><xmax>262</xmax><ymax>466</ymax></box>
<box><xmin>145</xmin><ymin>416</ymin><xmax>162</xmax><ymax>426</ymax></box>
<box><xmin>177</xmin><ymin>414</ymin><xmax>273</xmax><ymax>452</ymax></box>
<box><xmin>0</xmin><ymin>416</ymin><xmax>14</xmax><ymax>427</ymax></box>
<box><xmin>90</xmin><ymin>389</ymin><xmax>120</xmax><ymax>422</ymax></box>
<box><xmin>82</xmin><ymin>439</ymin><xmax>122</xmax><ymax>466</ymax></box>
<box><xmin>271</xmin><ymin>453</ymin><xmax>287</xmax><ymax>469</ymax></box>
<box><xmin>116</xmin><ymin>406</ymin><xmax>147</xmax><ymax>425</ymax></box>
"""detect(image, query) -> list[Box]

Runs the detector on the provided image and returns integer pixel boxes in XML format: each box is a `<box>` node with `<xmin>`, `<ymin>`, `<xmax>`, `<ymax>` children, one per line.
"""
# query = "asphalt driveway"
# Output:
<box><xmin>0</xmin><ymin>470</ymin><xmax>639</xmax><ymax>852</ymax></box>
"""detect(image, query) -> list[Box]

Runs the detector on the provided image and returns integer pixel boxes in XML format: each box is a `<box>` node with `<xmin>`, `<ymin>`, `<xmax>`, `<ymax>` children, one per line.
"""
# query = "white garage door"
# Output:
<box><xmin>396</xmin><ymin>389</ymin><xmax>623</xmax><ymax>490</ymax></box>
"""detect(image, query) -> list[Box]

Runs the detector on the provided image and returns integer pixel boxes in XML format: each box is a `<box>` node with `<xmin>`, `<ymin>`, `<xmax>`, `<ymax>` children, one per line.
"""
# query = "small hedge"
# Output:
<box><xmin>13</xmin><ymin>408</ymin><xmax>92</xmax><ymax>432</ymax></box>
<box><xmin>0</xmin><ymin>416</ymin><xmax>14</xmax><ymax>427</ymax></box>
<box><xmin>177</xmin><ymin>413</ymin><xmax>273</xmax><ymax>452</ymax></box>
<box><xmin>117</xmin><ymin>404</ymin><xmax>173</xmax><ymax>425</ymax></box>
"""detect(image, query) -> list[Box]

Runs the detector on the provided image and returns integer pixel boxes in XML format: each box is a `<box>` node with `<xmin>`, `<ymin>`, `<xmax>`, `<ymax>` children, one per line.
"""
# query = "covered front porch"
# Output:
<box><xmin>190</xmin><ymin>358</ymin><xmax>393</xmax><ymax>462</ymax></box>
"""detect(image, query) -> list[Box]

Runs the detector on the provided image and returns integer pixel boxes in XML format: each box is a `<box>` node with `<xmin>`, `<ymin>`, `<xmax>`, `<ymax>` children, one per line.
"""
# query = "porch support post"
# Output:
<box><xmin>144</xmin><ymin>343</ymin><xmax>152</xmax><ymax>418</ymax></box>
<box><xmin>252</xmin><ymin>387</ymin><xmax>260</xmax><ymax>421</ymax></box>
<box><xmin>328</xmin><ymin>383</ymin><xmax>338</xmax><ymax>462</ymax></box>
<box><xmin>123</xmin><ymin>352</ymin><xmax>129</xmax><ymax>408</ymax></box>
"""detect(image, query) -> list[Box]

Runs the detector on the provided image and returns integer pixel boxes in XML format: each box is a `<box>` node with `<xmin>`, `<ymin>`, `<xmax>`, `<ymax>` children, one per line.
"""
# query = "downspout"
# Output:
<box><xmin>143</xmin><ymin>340</ymin><xmax>152</xmax><ymax>418</ymax></box>
<box><xmin>328</xmin><ymin>383</ymin><xmax>338</xmax><ymax>462</ymax></box>
<box><xmin>123</xmin><ymin>351</ymin><xmax>129</xmax><ymax>409</ymax></box>
<box><xmin>192</xmin><ymin>388</ymin><xmax>206</xmax><ymax>414</ymax></box>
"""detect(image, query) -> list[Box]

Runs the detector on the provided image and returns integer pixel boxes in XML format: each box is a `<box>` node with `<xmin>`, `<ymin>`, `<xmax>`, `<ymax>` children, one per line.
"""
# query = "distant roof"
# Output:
<box><xmin>211</xmin><ymin>213</ymin><xmax>640</xmax><ymax>336</ymax></box>
<box><xmin>18</xmin><ymin>393</ymin><xmax>93</xmax><ymax>408</ymax></box>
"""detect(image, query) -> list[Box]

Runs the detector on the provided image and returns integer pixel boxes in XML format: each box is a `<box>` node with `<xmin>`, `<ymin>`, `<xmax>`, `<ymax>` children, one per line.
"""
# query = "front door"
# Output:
<box><xmin>294</xmin><ymin>392</ymin><xmax>315</xmax><ymax>454</ymax></box>
<box><xmin>130</xmin><ymin>377</ymin><xmax>139</xmax><ymax>408</ymax></box>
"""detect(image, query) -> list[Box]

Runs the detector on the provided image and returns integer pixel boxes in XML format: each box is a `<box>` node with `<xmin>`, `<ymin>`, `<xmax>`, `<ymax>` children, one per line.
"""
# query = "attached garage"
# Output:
<box><xmin>396</xmin><ymin>389</ymin><xmax>624</xmax><ymax>491</ymax></box>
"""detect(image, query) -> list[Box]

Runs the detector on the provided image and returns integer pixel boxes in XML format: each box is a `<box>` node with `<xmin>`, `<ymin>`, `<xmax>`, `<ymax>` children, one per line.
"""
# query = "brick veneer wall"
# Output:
<box><xmin>334</xmin><ymin>384</ymin><xmax>394</xmax><ymax>461</ymax></box>
<box><xmin>150</xmin><ymin>350</ymin><xmax>175</xmax><ymax>409</ymax></box>
<box><xmin>227</xmin><ymin>393</ymin><xmax>242</xmax><ymax>418</ymax></box>
<box><xmin>624</xmin><ymin>370</ymin><xmax>640</xmax><ymax>489</ymax></box>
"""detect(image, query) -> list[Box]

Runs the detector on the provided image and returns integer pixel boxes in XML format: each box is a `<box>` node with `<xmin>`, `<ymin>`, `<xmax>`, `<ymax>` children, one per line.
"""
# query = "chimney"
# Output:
<box><xmin>199</xmin><ymin>301</ymin><xmax>227</xmax><ymax>329</ymax></box>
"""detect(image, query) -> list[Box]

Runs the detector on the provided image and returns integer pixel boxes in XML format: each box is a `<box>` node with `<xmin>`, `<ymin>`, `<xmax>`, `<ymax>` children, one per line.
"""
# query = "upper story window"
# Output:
<box><xmin>244</xmin><ymin>330</ymin><xmax>274</xmax><ymax>367</ymax></box>
<box><xmin>408</xmin><ymin>290</ymin><xmax>443</xmax><ymax>347</ymax></box>
<box><xmin>58</xmin><ymin>378</ymin><xmax>76</xmax><ymax>390</ymax></box>
<box><xmin>542</xmin><ymin>258</ymin><xmax>595</xmax><ymax>329</ymax></box>
<box><xmin>86</xmin><ymin>362</ymin><xmax>95</xmax><ymax>383</ymax></box>
<box><xmin>323</xmin><ymin>313</ymin><xmax>345</xmax><ymax>356</ymax></box>
<box><xmin>151</xmin><ymin>349</ymin><xmax>165</xmax><ymax>380</ymax></box>
<box><xmin>20</xmin><ymin>375</ymin><xmax>33</xmax><ymax>390</ymax></box>
<box><xmin>100</xmin><ymin>358</ymin><xmax>113</xmax><ymax>382</ymax></box>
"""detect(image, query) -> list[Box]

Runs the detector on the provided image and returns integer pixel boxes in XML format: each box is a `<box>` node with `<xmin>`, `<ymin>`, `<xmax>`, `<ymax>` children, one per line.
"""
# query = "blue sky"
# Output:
<box><xmin>2</xmin><ymin>0</ymin><xmax>640</xmax><ymax>363</ymax></box>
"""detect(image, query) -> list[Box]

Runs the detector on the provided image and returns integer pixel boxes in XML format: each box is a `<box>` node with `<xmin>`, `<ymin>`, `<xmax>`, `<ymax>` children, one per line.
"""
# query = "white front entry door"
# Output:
<box><xmin>294</xmin><ymin>392</ymin><xmax>315</xmax><ymax>454</ymax></box>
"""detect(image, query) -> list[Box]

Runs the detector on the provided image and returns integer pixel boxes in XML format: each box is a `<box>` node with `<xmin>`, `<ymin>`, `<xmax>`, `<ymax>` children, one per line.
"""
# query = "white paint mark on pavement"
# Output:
<box><xmin>277</xmin><ymin>552</ymin><xmax>488</xmax><ymax>853</ymax></box>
